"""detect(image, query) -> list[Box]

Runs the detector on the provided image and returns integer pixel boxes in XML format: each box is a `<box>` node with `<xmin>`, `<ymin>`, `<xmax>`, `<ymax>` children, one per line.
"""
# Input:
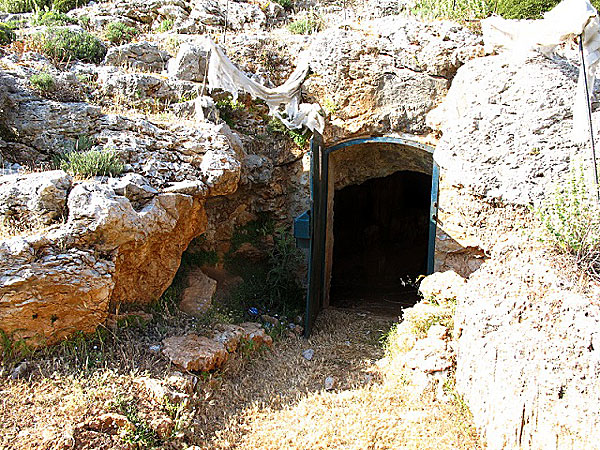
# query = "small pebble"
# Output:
<box><xmin>9</xmin><ymin>362</ymin><xmax>29</xmax><ymax>380</ymax></box>
<box><xmin>148</xmin><ymin>344</ymin><xmax>161</xmax><ymax>353</ymax></box>
<box><xmin>302</xmin><ymin>349</ymin><xmax>314</xmax><ymax>360</ymax></box>
<box><xmin>324</xmin><ymin>376</ymin><xmax>336</xmax><ymax>390</ymax></box>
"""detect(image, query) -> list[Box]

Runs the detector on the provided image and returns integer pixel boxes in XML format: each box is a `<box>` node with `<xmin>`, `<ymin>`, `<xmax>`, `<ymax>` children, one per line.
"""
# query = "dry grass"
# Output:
<box><xmin>0</xmin><ymin>307</ymin><xmax>482</xmax><ymax>449</ymax></box>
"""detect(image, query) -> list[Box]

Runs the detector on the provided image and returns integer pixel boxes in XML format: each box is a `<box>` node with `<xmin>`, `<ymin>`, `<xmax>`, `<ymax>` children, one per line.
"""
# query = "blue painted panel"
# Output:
<box><xmin>427</xmin><ymin>161</ymin><xmax>440</xmax><ymax>275</ymax></box>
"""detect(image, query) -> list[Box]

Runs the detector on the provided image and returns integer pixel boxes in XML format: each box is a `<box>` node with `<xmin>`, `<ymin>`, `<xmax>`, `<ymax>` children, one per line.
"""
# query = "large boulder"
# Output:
<box><xmin>167</xmin><ymin>43</ymin><xmax>208</xmax><ymax>82</ymax></box>
<box><xmin>305</xmin><ymin>16</ymin><xmax>483</xmax><ymax>142</ymax></box>
<box><xmin>179</xmin><ymin>267</ymin><xmax>217</xmax><ymax>316</ymax></box>
<box><xmin>162</xmin><ymin>334</ymin><xmax>229</xmax><ymax>372</ymax></box>
<box><xmin>0</xmin><ymin>170</ymin><xmax>71</xmax><ymax>226</ymax></box>
<box><xmin>104</xmin><ymin>41</ymin><xmax>171</xmax><ymax>73</ymax></box>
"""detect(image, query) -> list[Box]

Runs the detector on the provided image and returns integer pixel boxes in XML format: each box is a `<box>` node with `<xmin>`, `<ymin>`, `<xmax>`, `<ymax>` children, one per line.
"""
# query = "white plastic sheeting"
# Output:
<box><xmin>204</xmin><ymin>37</ymin><xmax>325</xmax><ymax>134</ymax></box>
<box><xmin>482</xmin><ymin>0</ymin><xmax>600</xmax><ymax>142</ymax></box>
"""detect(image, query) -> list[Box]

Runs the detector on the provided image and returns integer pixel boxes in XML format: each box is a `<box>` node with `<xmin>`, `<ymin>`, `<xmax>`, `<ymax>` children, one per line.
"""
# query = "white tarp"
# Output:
<box><xmin>482</xmin><ymin>0</ymin><xmax>600</xmax><ymax>142</ymax></box>
<box><xmin>204</xmin><ymin>37</ymin><xmax>325</xmax><ymax>134</ymax></box>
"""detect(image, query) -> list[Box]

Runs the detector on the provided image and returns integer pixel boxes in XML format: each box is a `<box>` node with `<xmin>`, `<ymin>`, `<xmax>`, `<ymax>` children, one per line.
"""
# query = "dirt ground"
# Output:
<box><xmin>0</xmin><ymin>308</ymin><xmax>482</xmax><ymax>449</ymax></box>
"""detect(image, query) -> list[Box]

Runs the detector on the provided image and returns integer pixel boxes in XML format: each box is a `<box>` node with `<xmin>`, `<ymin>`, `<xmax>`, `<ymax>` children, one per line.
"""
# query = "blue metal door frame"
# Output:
<box><xmin>304</xmin><ymin>134</ymin><xmax>439</xmax><ymax>337</ymax></box>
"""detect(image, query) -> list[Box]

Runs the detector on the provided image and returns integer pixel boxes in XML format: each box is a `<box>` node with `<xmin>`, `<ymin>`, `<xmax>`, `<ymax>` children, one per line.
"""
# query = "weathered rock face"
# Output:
<box><xmin>104</xmin><ymin>41</ymin><xmax>170</xmax><ymax>73</ymax></box>
<box><xmin>162</xmin><ymin>334</ymin><xmax>229</xmax><ymax>372</ymax></box>
<box><xmin>167</xmin><ymin>43</ymin><xmax>208</xmax><ymax>82</ymax></box>
<box><xmin>0</xmin><ymin>170</ymin><xmax>71</xmax><ymax>226</ymax></box>
<box><xmin>455</xmin><ymin>239</ymin><xmax>600</xmax><ymax>450</ymax></box>
<box><xmin>431</xmin><ymin>52</ymin><xmax>600</xmax><ymax>448</ymax></box>
<box><xmin>305</xmin><ymin>17</ymin><xmax>483</xmax><ymax>142</ymax></box>
<box><xmin>179</xmin><ymin>268</ymin><xmax>217</xmax><ymax>316</ymax></box>
<box><xmin>429</xmin><ymin>54</ymin><xmax>583</xmax><ymax>206</ymax></box>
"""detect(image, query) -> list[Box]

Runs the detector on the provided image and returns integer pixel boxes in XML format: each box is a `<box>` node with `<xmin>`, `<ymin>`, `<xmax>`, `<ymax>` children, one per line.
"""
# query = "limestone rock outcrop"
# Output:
<box><xmin>0</xmin><ymin>170</ymin><xmax>71</xmax><ymax>226</ymax></box>
<box><xmin>162</xmin><ymin>334</ymin><xmax>229</xmax><ymax>372</ymax></box>
<box><xmin>104</xmin><ymin>41</ymin><xmax>170</xmax><ymax>73</ymax></box>
<box><xmin>179</xmin><ymin>268</ymin><xmax>217</xmax><ymax>316</ymax></box>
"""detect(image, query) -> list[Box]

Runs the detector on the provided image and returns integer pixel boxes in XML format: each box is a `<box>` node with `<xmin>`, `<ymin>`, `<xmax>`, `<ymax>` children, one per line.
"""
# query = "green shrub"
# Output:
<box><xmin>267</xmin><ymin>117</ymin><xmax>310</xmax><ymax>148</ymax></box>
<box><xmin>55</xmin><ymin>148</ymin><xmax>124</xmax><ymax>177</ymax></box>
<box><xmin>32</xmin><ymin>9</ymin><xmax>77</xmax><ymax>26</ymax></box>
<box><xmin>0</xmin><ymin>0</ymin><xmax>47</xmax><ymax>14</ymax></box>
<box><xmin>287</xmin><ymin>15</ymin><xmax>322</xmax><ymax>34</ymax></box>
<box><xmin>156</xmin><ymin>18</ymin><xmax>174</xmax><ymax>33</ymax></box>
<box><xmin>538</xmin><ymin>167</ymin><xmax>600</xmax><ymax>276</ymax></box>
<box><xmin>274</xmin><ymin>0</ymin><xmax>293</xmax><ymax>9</ymax></box>
<box><xmin>0</xmin><ymin>0</ymin><xmax>87</xmax><ymax>13</ymax></box>
<box><xmin>30</xmin><ymin>71</ymin><xmax>55</xmax><ymax>92</ymax></box>
<box><xmin>0</xmin><ymin>23</ymin><xmax>15</xmax><ymax>45</ymax></box>
<box><xmin>216</xmin><ymin>95</ymin><xmax>245</xmax><ymax>127</ymax></box>
<box><xmin>2</xmin><ymin>19</ymin><xmax>27</xmax><ymax>30</ymax></box>
<box><xmin>51</xmin><ymin>0</ymin><xmax>88</xmax><ymax>12</ymax></box>
<box><xmin>412</xmin><ymin>0</ymin><xmax>600</xmax><ymax>22</ymax></box>
<box><xmin>224</xmin><ymin>220</ymin><xmax>305</xmax><ymax>319</ymax></box>
<box><xmin>36</xmin><ymin>27</ymin><xmax>106</xmax><ymax>63</ymax></box>
<box><xmin>104</xmin><ymin>21</ymin><xmax>138</xmax><ymax>44</ymax></box>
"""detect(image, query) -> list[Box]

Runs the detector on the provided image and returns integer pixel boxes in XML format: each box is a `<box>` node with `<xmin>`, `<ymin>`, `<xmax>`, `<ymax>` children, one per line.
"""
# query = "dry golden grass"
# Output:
<box><xmin>0</xmin><ymin>308</ymin><xmax>482</xmax><ymax>449</ymax></box>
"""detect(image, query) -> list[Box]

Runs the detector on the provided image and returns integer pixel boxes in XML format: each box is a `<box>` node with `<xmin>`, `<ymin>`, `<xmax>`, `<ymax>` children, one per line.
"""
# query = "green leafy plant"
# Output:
<box><xmin>104</xmin><ymin>21</ymin><xmax>138</xmax><ymax>44</ymax></box>
<box><xmin>538</xmin><ymin>167</ymin><xmax>600</xmax><ymax>277</ymax></box>
<box><xmin>0</xmin><ymin>23</ymin><xmax>16</xmax><ymax>45</ymax></box>
<box><xmin>55</xmin><ymin>148</ymin><xmax>124</xmax><ymax>178</ymax></box>
<box><xmin>287</xmin><ymin>14</ymin><xmax>323</xmax><ymax>35</ymax></box>
<box><xmin>35</xmin><ymin>27</ymin><xmax>107</xmax><ymax>63</ymax></box>
<box><xmin>156</xmin><ymin>18</ymin><xmax>174</xmax><ymax>33</ymax></box>
<box><xmin>2</xmin><ymin>19</ymin><xmax>26</xmax><ymax>30</ymax></box>
<box><xmin>216</xmin><ymin>95</ymin><xmax>245</xmax><ymax>127</ymax></box>
<box><xmin>51</xmin><ymin>0</ymin><xmax>89</xmax><ymax>12</ymax></box>
<box><xmin>0</xmin><ymin>329</ymin><xmax>34</xmax><ymax>367</ymax></box>
<box><xmin>30</xmin><ymin>71</ymin><xmax>56</xmax><ymax>92</ymax></box>
<box><xmin>0</xmin><ymin>0</ymin><xmax>88</xmax><ymax>13</ymax></box>
<box><xmin>224</xmin><ymin>219</ymin><xmax>305</xmax><ymax>319</ymax></box>
<box><xmin>274</xmin><ymin>0</ymin><xmax>293</xmax><ymax>9</ymax></box>
<box><xmin>267</xmin><ymin>117</ymin><xmax>310</xmax><ymax>148</ymax></box>
<box><xmin>32</xmin><ymin>9</ymin><xmax>77</xmax><ymax>26</ymax></box>
<box><xmin>115</xmin><ymin>396</ymin><xmax>161</xmax><ymax>447</ymax></box>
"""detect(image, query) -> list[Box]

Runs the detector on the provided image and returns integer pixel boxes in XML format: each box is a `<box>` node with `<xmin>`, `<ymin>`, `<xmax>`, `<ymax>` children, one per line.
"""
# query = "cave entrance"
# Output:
<box><xmin>301</xmin><ymin>135</ymin><xmax>438</xmax><ymax>336</ymax></box>
<box><xmin>330</xmin><ymin>171</ymin><xmax>432</xmax><ymax>314</ymax></box>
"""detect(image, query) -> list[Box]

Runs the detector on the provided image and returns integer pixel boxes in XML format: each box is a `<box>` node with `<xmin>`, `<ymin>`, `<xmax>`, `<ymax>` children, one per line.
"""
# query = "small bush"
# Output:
<box><xmin>216</xmin><ymin>95</ymin><xmax>245</xmax><ymax>127</ymax></box>
<box><xmin>32</xmin><ymin>9</ymin><xmax>77</xmax><ymax>26</ymax></box>
<box><xmin>274</xmin><ymin>0</ymin><xmax>293</xmax><ymax>9</ymax></box>
<box><xmin>0</xmin><ymin>0</ymin><xmax>47</xmax><ymax>14</ymax></box>
<box><xmin>104</xmin><ymin>21</ymin><xmax>138</xmax><ymax>44</ymax></box>
<box><xmin>0</xmin><ymin>23</ymin><xmax>15</xmax><ymax>45</ymax></box>
<box><xmin>56</xmin><ymin>148</ymin><xmax>124</xmax><ymax>177</ymax></box>
<box><xmin>30</xmin><ymin>71</ymin><xmax>55</xmax><ymax>92</ymax></box>
<box><xmin>538</xmin><ymin>167</ymin><xmax>600</xmax><ymax>277</ymax></box>
<box><xmin>36</xmin><ymin>27</ymin><xmax>107</xmax><ymax>63</ymax></box>
<box><xmin>156</xmin><ymin>18</ymin><xmax>174</xmax><ymax>33</ymax></box>
<box><xmin>2</xmin><ymin>19</ymin><xmax>27</xmax><ymax>30</ymax></box>
<box><xmin>0</xmin><ymin>0</ymin><xmax>87</xmax><ymax>13</ymax></box>
<box><xmin>51</xmin><ymin>0</ymin><xmax>89</xmax><ymax>12</ymax></box>
<box><xmin>267</xmin><ymin>117</ymin><xmax>310</xmax><ymax>148</ymax></box>
<box><xmin>287</xmin><ymin>14</ymin><xmax>322</xmax><ymax>35</ymax></box>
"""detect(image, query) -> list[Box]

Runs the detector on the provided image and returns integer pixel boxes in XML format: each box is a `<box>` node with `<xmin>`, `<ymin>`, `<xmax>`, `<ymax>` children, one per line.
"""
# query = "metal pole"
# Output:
<box><xmin>223</xmin><ymin>0</ymin><xmax>229</xmax><ymax>44</ymax></box>
<box><xmin>579</xmin><ymin>35</ymin><xmax>600</xmax><ymax>202</ymax></box>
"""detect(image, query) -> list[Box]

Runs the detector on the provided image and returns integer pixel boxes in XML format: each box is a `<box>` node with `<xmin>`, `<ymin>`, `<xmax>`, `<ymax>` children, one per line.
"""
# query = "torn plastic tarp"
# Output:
<box><xmin>482</xmin><ymin>0</ymin><xmax>600</xmax><ymax>143</ymax></box>
<box><xmin>204</xmin><ymin>37</ymin><xmax>325</xmax><ymax>134</ymax></box>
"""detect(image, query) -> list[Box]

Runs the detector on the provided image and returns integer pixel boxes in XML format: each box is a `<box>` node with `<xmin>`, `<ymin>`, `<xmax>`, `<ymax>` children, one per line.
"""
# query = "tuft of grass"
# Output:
<box><xmin>538</xmin><ymin>167</ymin><xmax>600</xmax><ymax>278</ymax></box>
<box><xmin>156</xmin><ymin>18</ymin><xmax>174</xmax><ymax>33</ymax></box>
<box><xmin>55</xmin><ymin>148</ymin><xmax>124</xmax><ymax>178</ymax></box>
<box><xmin>104</xmin><ymin>21</ymin><xmax>138</xmax><ymax>45</ymax></box>
<box><xmin>215</xmin><ymin>95</ymin><xmax>245</xmax><ymax>127</ymax></box>
<box><xmin>0</xmin><ymin>329</ymin><xmax>35</xmax><ymax>367</ymax></box>
<box><xmin>31</xmin><ymin>9</ymin><xmax>77</xmax><ymax>26</ymax></box>
<box><xmin>115</xmin><ymin>396</ymin><xmax>162</xmax><ymax>447</ymax></box>
<box><xmin>274</xmin><ymin>0</ymin><xmax>293</xmax><ymax>9</ymax></box>
<box><xmin>0</xmin><ymin>23</ymin><xmax>16</xmax><ymax>45</ymax></box>
<box><xmin>267</xmin><ymin>117</ymin><xmax>310</xmax><ymax>148</ymax></box>
<box><xmin>287</xmin><ymin>14</ymin><xmax>322</xmax><ymax>35</ymax></box>
<box><xmin>33</xmin><ymin>27</ymin><xmax>107</xmax><ymax>63</ymax></box>
<box><xmin>29</xmin><ymin>71</ymin><xmax>55</xmax><ymax>92</ymax></box>
<box><xmin>0</xmin><ymin>0</ymin><xmax>88</xmax><ymax>13</ymax></box>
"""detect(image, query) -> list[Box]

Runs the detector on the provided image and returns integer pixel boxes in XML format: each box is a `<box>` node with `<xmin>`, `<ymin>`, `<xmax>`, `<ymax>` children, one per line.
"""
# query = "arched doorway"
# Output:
<box><xmin>302</xmin><ymin>134</ymin><xmax>439</xmax><ymax>336</ymax></box>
